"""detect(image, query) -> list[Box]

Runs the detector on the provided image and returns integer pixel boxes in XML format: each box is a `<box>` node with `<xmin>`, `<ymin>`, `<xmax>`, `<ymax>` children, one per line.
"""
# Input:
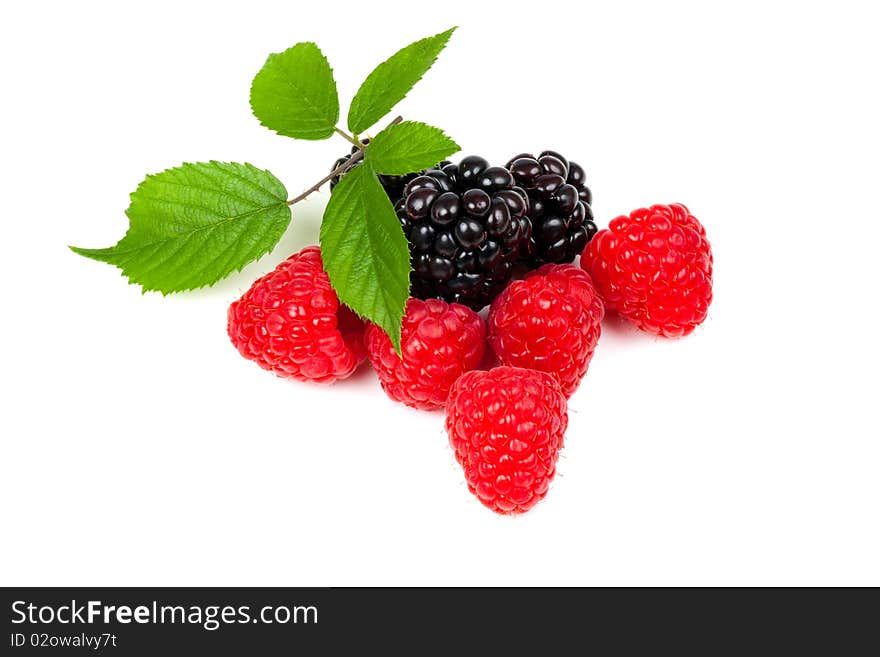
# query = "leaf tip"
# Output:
<box><xmin>389</xmin><ymin>327</ymin><xmax>403</xmax><ymax>356</ymax></box>
<box><xmin>69</xmin><ymin>244</ymin><xmax>105</xmax><ymax>261</ymax></box>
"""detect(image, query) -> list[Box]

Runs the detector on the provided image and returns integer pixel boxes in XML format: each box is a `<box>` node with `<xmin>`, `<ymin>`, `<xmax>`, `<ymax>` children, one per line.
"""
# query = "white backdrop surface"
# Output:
<box><xmin>1</xmin><ymin>1</ymin><xmax>877</xmax><ymax>585</ymax></box>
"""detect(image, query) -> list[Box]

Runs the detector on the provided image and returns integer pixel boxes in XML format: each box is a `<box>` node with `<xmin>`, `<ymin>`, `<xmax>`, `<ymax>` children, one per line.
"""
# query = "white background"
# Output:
<box><xmin>1</xmin><ymin>0</ymin><xmax>878</xmax><ymax>586</ymax></box>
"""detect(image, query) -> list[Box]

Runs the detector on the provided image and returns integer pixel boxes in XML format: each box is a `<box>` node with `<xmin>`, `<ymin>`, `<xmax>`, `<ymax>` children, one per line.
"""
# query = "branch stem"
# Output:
<box><xmin>285</xmin><ymin>116</ymin><xmax>404</xmax><ymax>207</ymax></box>
<box><xmin>286</xmin><ymin>151</ymin><xmax>364</xmax><ymax>206</ymax></box>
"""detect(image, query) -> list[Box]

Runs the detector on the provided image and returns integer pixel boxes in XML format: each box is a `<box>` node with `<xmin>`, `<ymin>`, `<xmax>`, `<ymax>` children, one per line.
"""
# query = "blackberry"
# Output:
<box><xmin>506</xmin><ymin>150</ymin><xmax>597</xmax><ymax>265</ymax></box>
<box><xmin>398</xmin><ymin>155</ymin><xmax>532</xmax><ymax>310</ymax></box>
<box><xmin>329</xmin><ymin>140</ymin><xmax>448</xmax><ymax>205</ymax></box>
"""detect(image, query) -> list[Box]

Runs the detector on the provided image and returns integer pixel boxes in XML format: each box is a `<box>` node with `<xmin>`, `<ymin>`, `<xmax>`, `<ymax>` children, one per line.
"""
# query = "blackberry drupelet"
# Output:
<box><xmin>329</xmin><ymin>140</ymin><xmax>449</xmax><ymax>205</ymax></box>
<box><xmin>506</xmin><ymin>151</ymin><xmax>597</xmax><ymax>265</ymax></box>
<box><xmin>398</xmin><ymin>155</ymin><xmax>532</xmax><ymax>310</ymax></box>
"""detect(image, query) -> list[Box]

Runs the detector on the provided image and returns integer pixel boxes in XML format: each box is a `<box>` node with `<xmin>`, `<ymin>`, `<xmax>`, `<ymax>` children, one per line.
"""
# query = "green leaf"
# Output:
<box><xmin>250</xmin><ymin>42</ymin><xmax>339</xmax><ymax>140</ymax></box>
<box><xmin>347</xmin><ymin>27</ymin><xmax>456</xmax><ymax>135</ymax></box>
<box><xmin>319</xmin><ymin>164</ymin><xmax>410</xmax><ymax>353</ymax></box>
<box><xmin>71</xmin><ymin>162</ymin><xmax>291</xmax><ymax>293</ymax></box>
<box><xmin>365</xmin><ymin>121</ymin><xmax>459</xmax><ymax>175</ymax></box>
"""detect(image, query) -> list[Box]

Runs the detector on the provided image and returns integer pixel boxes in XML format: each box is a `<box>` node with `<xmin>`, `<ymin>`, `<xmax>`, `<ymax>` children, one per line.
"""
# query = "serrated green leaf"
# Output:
<box><xmin>319</xmin><ymin>164</ymin><xmax>410</xmax><ymax>353</ymax></box>
<box><xmin>250</xmin><ymin>42</ymin><xmax>339</xmax><ymax>140</ymax></box>
<box><xmin>347</xmin><ymin>27</ymin><xmax>456</xmax><ymax>135</ymax></box>
<box><xmin>366</xmin><ymin>121</ymin><xmax>459</xmax><ymax>175</ymax></box>
<box><xmin>71</xmin><ymin>162</ymin><xmax>291</xmax><ymax>293</ymax></box>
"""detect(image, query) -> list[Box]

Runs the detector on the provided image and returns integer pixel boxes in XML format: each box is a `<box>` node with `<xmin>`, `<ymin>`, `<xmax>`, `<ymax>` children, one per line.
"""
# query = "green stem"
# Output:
<box><xmin>334</xmin><ymin>128</ymin><xmax>363</xmax><ymax>149</ymax></box>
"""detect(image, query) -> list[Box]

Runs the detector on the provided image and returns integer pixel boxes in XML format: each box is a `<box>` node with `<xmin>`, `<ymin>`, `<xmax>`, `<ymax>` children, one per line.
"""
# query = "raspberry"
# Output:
<box><xmin>507</xmin><ymin>150</ymin><xmax>597</xmax><ymax>265</ymax></box>
<box><xmin>488</xmin><ymin>264</ymin><xmax>603</xmax><ymax>397</ymax></box>
<box><xmin>581</xmin><ymin>203</ymin><xmax>713</xmax><ymax>337</ymax></box>
<box><xmin>329</xmin><ymin>140</ymin><xmax>450</xmax><ymax>204</ymax></box>
<box><xmin>446</xmin><ymin>367</ymin><xmax>568</xmax><ymax>514</ymax></box>
<box><xmin>365</xmin><ymin>298</ymin><xmax>486</xmax><ymax>410</ymax></box>
<box><xmin>227</xmin><ymin>246</ymin><xmax>366</xmax><ymax>383</ymax></box>
<box><xmin>400</xmin><ymin>155</ymin><xmax>533</xmax><ymax>310</ymax></box>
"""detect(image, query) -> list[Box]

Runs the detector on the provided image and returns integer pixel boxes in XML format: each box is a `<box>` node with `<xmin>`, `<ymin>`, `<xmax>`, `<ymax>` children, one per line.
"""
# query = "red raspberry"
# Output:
<box><xmin>487</xmin><ymin>264</ymin><xmax>603</xmax><ymax>397</ymax></box>
<box><xmin>446</xmin><ymin>367</ymin><xmax>568</xmax><ymax>514</ymax></box>
<box><xmin>581</xmin><ymin>203</ymin><xmax>713</xmax><ymax>337</ymax></box>
<box><xmin>365</xmin><ymin>298</ymin><xmax>486</xmax><ymax>410</ymax></box>
<box><xmin>227</xmin><ymin>246</ymin><xmax>366</xmax><ymax>383</ymax></box>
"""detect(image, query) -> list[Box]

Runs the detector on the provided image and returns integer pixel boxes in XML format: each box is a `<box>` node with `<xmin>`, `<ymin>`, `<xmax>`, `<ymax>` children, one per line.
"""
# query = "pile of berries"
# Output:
<box><xmin>229</xmin><ymin>151</ymin><xmax>714</xmax><ymax>515</ymax></box>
